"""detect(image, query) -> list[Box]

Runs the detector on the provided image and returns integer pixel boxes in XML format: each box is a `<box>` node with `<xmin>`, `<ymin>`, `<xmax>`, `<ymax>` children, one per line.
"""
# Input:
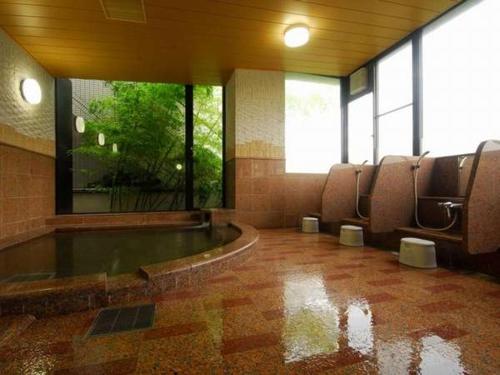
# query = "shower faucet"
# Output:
<box><xmin>437</xmin><ymin>201</ymin><xmax>464</xmax><ymax>219</ymax></box>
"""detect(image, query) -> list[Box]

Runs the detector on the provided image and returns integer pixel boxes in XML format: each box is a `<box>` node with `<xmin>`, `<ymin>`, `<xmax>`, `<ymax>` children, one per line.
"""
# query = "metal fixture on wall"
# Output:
<box><xmin>20</xmin><ymin>78</ymin><xmax>42</xmax><ymax>104</ymax></box>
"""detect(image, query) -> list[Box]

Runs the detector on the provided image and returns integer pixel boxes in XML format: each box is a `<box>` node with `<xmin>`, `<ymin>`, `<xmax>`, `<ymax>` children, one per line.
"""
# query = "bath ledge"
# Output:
<box><xmin>140</xmin><ymin>222</ymin><xmax>259</xmax><ymax>280</ymax></box>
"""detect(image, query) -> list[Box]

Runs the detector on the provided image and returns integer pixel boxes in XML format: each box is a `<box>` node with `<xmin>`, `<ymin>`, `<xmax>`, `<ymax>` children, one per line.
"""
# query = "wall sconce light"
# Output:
<box><xmin>20</xmin><ymin>78</ymin><xmax>42</xmax><ymax>104</ymax></box>
<box><xmin>112</xmin><ymin>143</ymin><xmax>118</xmax><ymax>153</ymax></box>
<box><xmin>75</xmin><ymin>116</ymin><xmax>85</xmax><ymax>133</ymax></box>
<box><xmin>98</xmin><ymin>133</ymin><xmax>106</xmax><ymax>146</ymax></box>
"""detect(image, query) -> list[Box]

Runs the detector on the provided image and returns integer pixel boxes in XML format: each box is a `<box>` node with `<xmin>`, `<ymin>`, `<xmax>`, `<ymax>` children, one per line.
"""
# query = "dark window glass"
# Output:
<box><xmin>70</xmin><ymin>80</ymin><xmax>186</xmax><ymax>212</ymax></box>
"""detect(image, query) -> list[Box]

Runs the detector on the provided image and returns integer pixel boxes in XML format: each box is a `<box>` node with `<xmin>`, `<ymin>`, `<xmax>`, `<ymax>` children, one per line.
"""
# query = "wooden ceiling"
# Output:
<box><xmin>0</xmin><ymin>0</ymin><xmax>460</xmax><ymax>85</ymax></box>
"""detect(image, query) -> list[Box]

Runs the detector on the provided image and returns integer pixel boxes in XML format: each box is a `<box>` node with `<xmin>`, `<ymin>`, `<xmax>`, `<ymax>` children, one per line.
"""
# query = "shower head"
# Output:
<box><xmin>416</xmin><ymin>151</ymin><xmax>430</xmax><ymax>167</ymax></box>
<box><xmin>356</xmin><ymin>160</ymin><xmax>369</xmax><ymax>173</ymax></box>
<box><xmin>459</xmin><ymin>156</ymin><xmax>468</xmax><ymax>169</ymax></box>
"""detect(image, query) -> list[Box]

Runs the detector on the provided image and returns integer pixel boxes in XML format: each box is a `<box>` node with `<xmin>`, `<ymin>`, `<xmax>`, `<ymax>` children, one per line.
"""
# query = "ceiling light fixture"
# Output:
<box><xmin>284</xmin><ymin>24</ymin><xmax>310</xmax><ymax>48</ymax></box>
<box><xmin>20</xmin><ymin>78</ymin><xmax>42</xmax><ymax>104</ymax></box>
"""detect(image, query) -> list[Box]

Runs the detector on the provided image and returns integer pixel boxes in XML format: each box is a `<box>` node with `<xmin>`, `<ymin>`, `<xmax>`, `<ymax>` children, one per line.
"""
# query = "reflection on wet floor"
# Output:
<box><xmin>377</xmin><ymin>339</ymin><xmax>413</xmax><ymax>374</ymax></box>
<box><xmin>347</xmin><ymin>300</ymin><xmax>374</xmax><ymax>356</ymax></box>
<box><xmin>283</xmin><ymin>273</ymin><xmax>340</xmax><ymax>363</ymax></box>
<box><xmin>419</xmin><ymin>336</ymin><xmax>465</xmax><ymax>375</ymax></box>
<box><xmin>0</xmin><ymin>228</ymin><xmax>498</xmax><ymax>374</ymax></box>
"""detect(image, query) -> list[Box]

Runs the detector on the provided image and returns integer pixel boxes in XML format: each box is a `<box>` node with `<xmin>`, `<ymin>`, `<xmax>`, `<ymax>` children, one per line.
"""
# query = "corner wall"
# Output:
<box><xmin>225</xmin><ymin>69</ymin><xmax>326</xmax><ymax>228</ymax></box>
<box><xmin>0</xmin><ymin>28</ymin><xmax>55</xmax><ymax>247</ymax></box>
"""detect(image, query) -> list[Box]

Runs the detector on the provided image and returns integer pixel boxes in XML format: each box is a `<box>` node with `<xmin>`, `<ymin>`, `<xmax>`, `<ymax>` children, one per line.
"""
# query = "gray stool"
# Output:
<box><xmin>399</xmin><ymin>237</ymin><xmax>437</xmax><ymax>268</ymax></box>
<box><xmin>302</xmin><ymin>217</ymin><xmax>319</xmax><ymax>233</ymax></box>
<box><xmin>339</xmin><ymin>225</ymin><xmax>364</xmax><ymax>246</ymax></box>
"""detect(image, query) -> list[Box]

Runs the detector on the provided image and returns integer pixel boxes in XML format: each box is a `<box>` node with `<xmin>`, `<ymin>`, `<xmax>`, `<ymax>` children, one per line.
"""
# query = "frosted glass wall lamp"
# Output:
<box><xmin>98</xmin><ymin>133</ymin><xmax>106</xmax><ymax>146</ymax></box>
<box><xmin>20</xmin><ymin>78</ymin><xmax>42</xmax><ymax>104</ymax></box>
<box><xmin>75</xmin><ymin>116</ymin><xmax>85</xmax><ymax>133</ymax></box>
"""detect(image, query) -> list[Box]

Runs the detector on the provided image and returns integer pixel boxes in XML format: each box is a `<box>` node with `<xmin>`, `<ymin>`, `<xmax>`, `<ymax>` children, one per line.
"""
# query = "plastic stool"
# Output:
<box><xmin>399</xmin><ymin>237</ymin><xmax>437</xmax><ymax>268</ymax></box>
<box><xmin>302</xmin><ymin>217</ymin><xmax>319</xmax><ymax>233</ymax></box>
<box><xmin>339</xmin><ymin>225</ymin><xmax>364</xmax><ymax>246</ymax></box>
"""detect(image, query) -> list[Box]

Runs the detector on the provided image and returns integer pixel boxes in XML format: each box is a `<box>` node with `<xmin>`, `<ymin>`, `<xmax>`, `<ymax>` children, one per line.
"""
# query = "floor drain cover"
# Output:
<box><xmin>88</xmin><ymin>304</ymin><xmax>155</xmax><ymax>337</ymax></box>
<box><xmin>1</xmin><ymin>273</ymin><xmax>55</xmax><ymax>283</ymax></box>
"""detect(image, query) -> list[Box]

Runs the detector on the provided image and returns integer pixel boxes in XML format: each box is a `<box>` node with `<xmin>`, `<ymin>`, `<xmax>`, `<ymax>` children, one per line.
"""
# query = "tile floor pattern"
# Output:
<box><xmin>0</xmin><ymin>229</ymin><xmax>499</xmax><ymax>374</ymax></box>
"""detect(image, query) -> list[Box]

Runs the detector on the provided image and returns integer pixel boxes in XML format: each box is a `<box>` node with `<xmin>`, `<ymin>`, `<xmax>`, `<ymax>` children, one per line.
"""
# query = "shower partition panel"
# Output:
<box><xmin>464</xmin><ymin>140</ymin><xmax>500</xmax><ymax>254</ymax></box>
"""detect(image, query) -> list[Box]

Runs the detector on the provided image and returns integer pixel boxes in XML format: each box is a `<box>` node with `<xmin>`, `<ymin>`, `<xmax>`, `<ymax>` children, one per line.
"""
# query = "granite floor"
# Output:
<box><xmin>0</xmin><ymin>228</ymin><xmax>499</xmax><ymax>374</ymax></box>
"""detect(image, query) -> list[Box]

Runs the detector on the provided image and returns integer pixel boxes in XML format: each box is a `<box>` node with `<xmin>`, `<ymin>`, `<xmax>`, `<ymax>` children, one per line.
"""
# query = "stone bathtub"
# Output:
<box><xmin>0</xmin><ymin>211</ymin><xmax>258</xmax><ymax>317</ymax></box>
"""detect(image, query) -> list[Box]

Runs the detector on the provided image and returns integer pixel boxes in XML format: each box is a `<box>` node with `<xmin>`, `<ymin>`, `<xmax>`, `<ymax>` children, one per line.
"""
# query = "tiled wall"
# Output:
<box><xmin>234</xmin><ymin>158</ymin><xmax>286</xmax><ymax>228</ymax></box>
<box><xmin>0</xmin><ymin>28</ymin><xmax>56</xmax><ymax>247</ymax></box>
<box><xmin>226</xmin><ymin>69</ymin><xmax>328</xmax><ymax>228</ymax></box>
<box><xmin>0</xmin><ymin>28</ymin><xmax>55</xmax><ymax>149</ymax></box>
<box><xmin>0</xmin><ymin>145</ymin><xmax>54</xmax><ymax>247</ymax></box>
<box><xmin>284</xmin><ymin>173</ymin><xmax>327</xmax><ymax>227</ymax></box>
<box><xmin>233</xmin><ymin>158</ymin><xmax>326</xmax><ymax>228</ymax></box>
<box><xmin>233</xmin><ymin>70</ymin><xmax>285</xmax><ymax>159</ymax></box>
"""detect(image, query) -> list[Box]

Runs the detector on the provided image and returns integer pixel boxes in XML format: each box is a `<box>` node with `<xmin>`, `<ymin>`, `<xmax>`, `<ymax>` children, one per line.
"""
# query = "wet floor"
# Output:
<box><xmin>0</xmin><ymin>228</ymin><xmax>499</xmax><ymax>374</ymax></box>
<box><xmin>0</xmin><ymin>225</ymin><xmax>240</xmax><ymax>279</ymax></box>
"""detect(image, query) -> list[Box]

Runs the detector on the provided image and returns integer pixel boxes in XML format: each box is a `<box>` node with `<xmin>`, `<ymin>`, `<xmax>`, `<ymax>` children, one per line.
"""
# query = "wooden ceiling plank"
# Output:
<box><xmin>147</xmin><ymin>0</ymin><xmax>422</xmax><ymax>32</ymax></box>
<box><xmin>0</xmin><ymin>0</ymin><xmax>460</xmax><ymax>84</ymax></box>
<box><xmin>265</xmin><ymin>0</ymin><xmax>441</xmax><ymax>19</ymax></box>
<box><xmin>0</xmin><ymin>16</ymin><xmax>390</xmax><ymax>53</ymax></box>
<box><xmin>143</xmin><ymin>3</ymin><xmax>408</xmax><ymax>40</ymax></box>
<box><xmin>25</xmin><ymin>46</ymin><xmax>361</xmax><ymax>70</ymax></box>
<box><xmin>12</xmin><ymin>33</ymin><xmax>376</xmax><ymax>61</ymax></box>
<box><xmin>377</xmin><ymin>0</ymin><xmax>461</xmax><ymax>13</ymax></box>
<box><xmin>0</xmin><ymin>0</ymin><xmax>102</xmax><ymax>11</ymax></box>
<box><xmin>0</xmin><ymin>1</ymin><xmax>416</xmax><ymax>41</ymax></box>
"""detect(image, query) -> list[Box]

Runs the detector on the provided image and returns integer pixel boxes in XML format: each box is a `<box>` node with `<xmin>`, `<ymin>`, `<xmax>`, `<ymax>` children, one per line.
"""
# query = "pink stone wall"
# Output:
<box><xmin>0</xmin><ymin>145</ymin><xmax>55</xmax><ymax>248</ymax></box>
<box><xmin>233</xmin><ymin>158</ymin><xmax>326</xmax><ymax>228</ymax></box>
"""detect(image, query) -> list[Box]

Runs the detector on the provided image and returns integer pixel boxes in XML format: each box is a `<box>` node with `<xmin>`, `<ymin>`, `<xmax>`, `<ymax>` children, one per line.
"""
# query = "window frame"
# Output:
<box><xmin>284</xmin><ymin>73</ymin><xmax>343</xmax><ymax>174</ymax></box>
<box><xmin>55</xmin><ymin>81</ymin><xmax>225</xmax><ymax>214</ymax></box>
<box><xmin>343</xmin><ymin>0</ymin><xmax>478</xmax><ymax>164</ymax></box>
<box><xmin>375</xmin><ymin>41</ymin><xmax>414</xmax><ymax>160</ymax></box>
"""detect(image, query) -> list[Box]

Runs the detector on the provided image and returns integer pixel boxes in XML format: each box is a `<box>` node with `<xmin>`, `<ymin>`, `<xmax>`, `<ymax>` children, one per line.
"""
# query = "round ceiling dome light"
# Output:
<box><xmin>97</xmin><ymin>133</ymin><xmax>106</xmax><ymax>146</ymax></box>
<box><xmin>75</xmin><ymin>116</ymin><xmax>85</xmax><ymax>133</ymax></box>
<box><xmin>20</xmin><ymin>78</ymin><xmax>42</xmax><ymax>104</ymax></box>
<box><xmin>284</xmin><ymin>24</ymin><xmax>310</xmax><ymax>48</ymax></box>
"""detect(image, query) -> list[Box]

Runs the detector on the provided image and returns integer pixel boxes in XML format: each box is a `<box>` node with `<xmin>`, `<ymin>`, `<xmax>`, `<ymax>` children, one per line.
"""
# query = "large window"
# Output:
<box><xmin>422</xmin><ymin>0</ymin><xmax>500</xmax><ymax>156</ymax></box>
<box><xmin>376</xmin><ymin>43</ymin><xmax>413</xmax><ymax>158</ymax></box>
<box><xmin>65</xmin><ymin>80</ymin><xmax>223</xmax><ymax>213</ymax></box>
<box><xmin>285</xmin><ymin>74</ymin><xmax>341</xmax><ymax>173</ymax></box>
<box><xmin>348</xmin><ymin>93</ymin><xmax>373</xmax><ymax>164</ymax></box>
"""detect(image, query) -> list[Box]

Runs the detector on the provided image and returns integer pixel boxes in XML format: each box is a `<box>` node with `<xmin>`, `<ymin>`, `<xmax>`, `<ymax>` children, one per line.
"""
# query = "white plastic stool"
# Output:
<box><xmin>399</xmin><ymin>237</ymin><xmax>437</xmax><ymax>268</ymax></box>
<box><xmin>339</xmin><ymin>225</ymin><xmax>364</xmax><ymax>246</ymax></box>
<box><xmin>302</xmin><ymin>217</ymin><xmax>319</xmax><ymax>233</ymax></box>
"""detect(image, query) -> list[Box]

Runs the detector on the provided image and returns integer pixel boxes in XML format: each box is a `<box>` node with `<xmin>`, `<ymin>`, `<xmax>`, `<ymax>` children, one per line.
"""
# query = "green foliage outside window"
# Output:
<box><xmin>72</xmin><ymin>81</ymin><xmax>222</xmax><ymax>212</ymax></box>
